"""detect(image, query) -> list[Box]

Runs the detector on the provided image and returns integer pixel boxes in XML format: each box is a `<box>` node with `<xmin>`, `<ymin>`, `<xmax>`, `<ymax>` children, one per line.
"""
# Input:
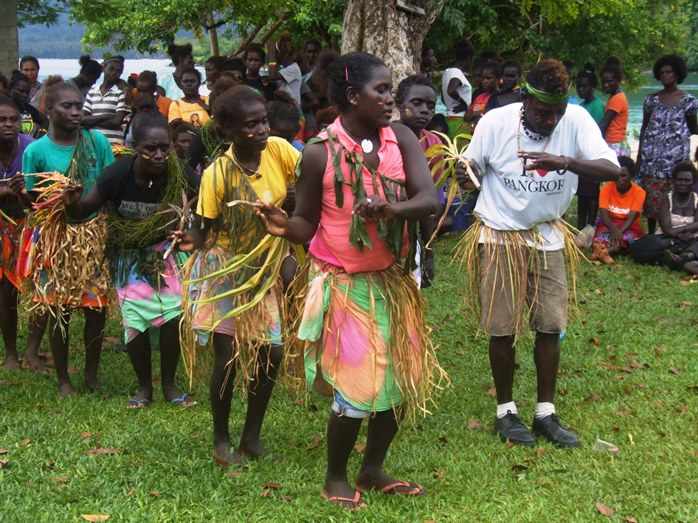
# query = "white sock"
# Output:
<box><xmin>535</xmin><ymin>402</ymin><xmax>556</xmax><ymax>419</ymax></box>
<box><xmin>496</xmin><ymin>401</ymin><xmax>518</xmax><ymax>419</ymax></box>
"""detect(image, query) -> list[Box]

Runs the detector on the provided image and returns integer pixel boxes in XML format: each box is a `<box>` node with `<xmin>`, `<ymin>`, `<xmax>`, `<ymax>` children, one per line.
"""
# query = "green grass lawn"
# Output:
<box><xmin>1</xmin><ymin>236</ymin><xmax>697</xmax><ymax>522</ymax></box>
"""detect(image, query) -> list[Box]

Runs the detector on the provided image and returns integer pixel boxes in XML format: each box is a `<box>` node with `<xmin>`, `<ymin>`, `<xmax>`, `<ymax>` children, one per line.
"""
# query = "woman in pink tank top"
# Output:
<box><xmin>257</xmin><ymin>52</ymin><xmax>444</xmax><ymax>509</ymax></box>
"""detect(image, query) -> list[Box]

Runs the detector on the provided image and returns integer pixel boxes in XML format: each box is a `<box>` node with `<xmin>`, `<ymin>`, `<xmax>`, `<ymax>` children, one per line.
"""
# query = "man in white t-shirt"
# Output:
<box><xmin>462</xmin><ymin>59</ymin><xmax>620</xmax><ymax>448</ymax></box>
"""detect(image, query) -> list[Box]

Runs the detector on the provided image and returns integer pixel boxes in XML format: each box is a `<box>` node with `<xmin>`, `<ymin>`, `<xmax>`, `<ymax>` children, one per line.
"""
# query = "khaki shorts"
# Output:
<box><xmin>479</xmin><ymin>246</ymin><xmax>567</xmax><ymax>336</ymax></box>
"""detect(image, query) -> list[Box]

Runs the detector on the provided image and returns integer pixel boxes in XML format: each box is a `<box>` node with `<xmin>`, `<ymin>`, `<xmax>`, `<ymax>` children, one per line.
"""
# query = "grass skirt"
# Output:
<box><xmin>292</xmin><ymin>257</ymin><xmax>446</xmax><ymax>421</ymax></box>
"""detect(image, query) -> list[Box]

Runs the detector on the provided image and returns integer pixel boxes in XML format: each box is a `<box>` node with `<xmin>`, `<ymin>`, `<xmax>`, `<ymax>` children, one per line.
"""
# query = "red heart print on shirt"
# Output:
<box><xmin>536</xmin><ymin>168</ymin><xmax>549</xmax><ymax>177</ymax></box>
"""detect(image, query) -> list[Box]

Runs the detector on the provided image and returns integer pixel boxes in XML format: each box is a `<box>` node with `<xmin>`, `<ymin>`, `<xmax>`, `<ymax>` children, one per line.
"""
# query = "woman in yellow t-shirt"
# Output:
<box><xmin>168</xmin><ymin>68</ymin><xmax>210</xmax><ymax>128</ymax></box>
<box><xmin>176</xmin><ymin>85</ymin><xmax>299</xmax><ymax>467</ymax></box>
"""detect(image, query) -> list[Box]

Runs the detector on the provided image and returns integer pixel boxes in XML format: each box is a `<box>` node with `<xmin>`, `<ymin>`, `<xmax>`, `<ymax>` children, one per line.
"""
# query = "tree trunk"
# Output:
<box><xmin>0</xmin><ymin>0</ymin><xmax>18</xmax><ymax>76</ymax></box>
<box><xmin>207</xmin><ymin>14</ymin><xmax>220</xmax><ymax>56</ymax></box>
<box><xmin>341</xmin><ymin>0</ymin><xmax>445</xmax><ymax>83</ymax></box>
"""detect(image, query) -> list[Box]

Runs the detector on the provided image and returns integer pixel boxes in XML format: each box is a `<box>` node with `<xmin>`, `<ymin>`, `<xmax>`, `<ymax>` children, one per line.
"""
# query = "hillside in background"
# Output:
<box><xmin>18</xmin><ymin>13</ymin><xmax>165</xmax><ymax>58</ymax></box>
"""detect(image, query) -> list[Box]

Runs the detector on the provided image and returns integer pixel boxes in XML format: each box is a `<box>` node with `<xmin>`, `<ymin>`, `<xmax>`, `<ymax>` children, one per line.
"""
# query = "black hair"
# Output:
<box><xmin>213</xmin><ymin>85</ymin><xmax>266</xmax><ymax>128</ymax></box>
<box><xmin>653</xmin><ymin>54</ymin><xmax>688</xmax><ymax>84</ymax></box>
<box><xmin>480</xmin><ymin>60</ymin><xmax>501</xmax><ymax>78</ymax></box>
<box><xmin>327</xmin><ymin>52</ymin><xmax>387</xmax><ymax>111</ymax></box>
<box><xmin>0</xmin><ymin>94</ymin><xmax>19</xmax><ymax>112</ymax></box>
<box><xmin>132</xmin><ymin>112</ymin><xmax>169</xmax><ymax>144</ymax></box>
<box><xmin>501</xmin><ymin>61</ymin><xmax>522</xmax><ymax>76</ymax></box>
<box><xmin>79</xmin><ymin>55</ymin><xmax>102</xmax><ymax>77</ymax></box>
<box><xmin>9</xmin><ymin>70</ymin><xmax>29</xmax><ymax>90</ymax></box>
<box><xmin>222</xmin><ymin>58</ymin><xmax>246</xmax><ymax>74</ymax></box>
<box><xmin>44</xmin><ymin>77</ymin><xmax>82</xmax><ymax>109</ymax></box>
<box><xmin>132</xmin><ymin>92</ymin><xmax>157</xmax><ymax>111</ymax></box>
<box><xmin>138</xmin><ymin>70</ymin><xmax>158</xmax><ymax>86</ymax></box>
<box><xmin>19</xmin><ymin>56</ymin><xmax>39</xmax><ymax>69</ymax></box>
<box><xmin>426</xmin><ymin>113</ymin><xmax>449</xmax><ymax>135</ymax></box>
<box><xmin>601</xmin><ymin>57</ymin><xmax>623</xmax><ymax>81</ymax></box>
<box><xmin>267</xmin><ymin>100</ymin><xmax>301</xmax><ymax>128</ymax></box>
<box><xmin>526</xmin><ymin>59</ymin><xmax>569</xmax><ymax>95</ymax></box>
<box><xmin>396</xmin><ymin>74</ymin><xmax>435</xmax><ymax>105</ymax></box>
<box><xmin>0</xmin><ymin>73</ymin><xmax>8</xmax><ymax>93</ymax></box>
<box><xmin>244</xmin><ymin>43</ymin><xmax>266</xmax><ymax>63</ymax></box>
<box><xmin>180</xmin><ymin>67</ymin><xmax>202</xmax><ymax>83</ymax></box>
<box><xmin>206</xmin><ymin>56</ymin><xmax>227</xmax><ymax>70</ymax></box>
<box><xmin>454</xmin><ymin>40</ymin><xmax>474</xmax><ymax>62</ymax></box>
<box><xmin>167</xmin><ymin>43</ymin><xmax>193</xmax><ymax>65</ymax></box>
<box><xmin>172</xmin><ymin>121</ymin><xmax>197</xmax><ymax>139</ymax></box>
<box><xmin>576</xmin><ymin>63</ymin><xmax>598</xmax><ymax>88</ymax></box>
<box><xmin>617</xmin><ymin>156</ymin><xmax>636</xmax><ymax>175</ymax></box>
<box><xmin>305</xmin><ymin>39</ymin><xmax>321</xmax><ymax>49</ymax></box>
<box><xmin>672</xmin><ymin>160</ymin><xmax>697</xmax><ymax>180</ymax></box>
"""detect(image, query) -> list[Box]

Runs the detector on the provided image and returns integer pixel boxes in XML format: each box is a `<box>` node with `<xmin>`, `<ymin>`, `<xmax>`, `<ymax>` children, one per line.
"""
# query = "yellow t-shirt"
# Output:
<box><xmin>197</xmin><ymin>136</ymin><xmax>300</xmax><ymax>223</ymax></box>
<box><xmin>168</xmin><ymin>96</ymin><xmax>210</xmax><ymax>128</ymax></box>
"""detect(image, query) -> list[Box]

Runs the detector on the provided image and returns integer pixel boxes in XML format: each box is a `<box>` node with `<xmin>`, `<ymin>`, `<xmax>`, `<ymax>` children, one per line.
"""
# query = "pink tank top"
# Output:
<box><xmin>309</xmin><ymin>118</ymin><xmax>407</xmax><ymax>274</ymax></box>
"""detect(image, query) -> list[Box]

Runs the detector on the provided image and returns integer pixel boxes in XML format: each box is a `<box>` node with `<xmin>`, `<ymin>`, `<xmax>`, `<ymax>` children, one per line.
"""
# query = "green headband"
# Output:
<box><xmin>522</xmin><ymin>82</ymin><xmax>568</xmax><ymax>105</ymax></box>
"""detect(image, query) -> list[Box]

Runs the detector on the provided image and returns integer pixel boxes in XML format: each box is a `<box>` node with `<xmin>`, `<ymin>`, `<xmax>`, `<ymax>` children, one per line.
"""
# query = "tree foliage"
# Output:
<box><xmin>18</xmin><ymin>0</ymin><xmax>66</xmax><ymax>27</ymax></box>
<box><xmin>426</xmin><ymin>0</ymin><xmax>689</xmax><ymax>84</ymax></box>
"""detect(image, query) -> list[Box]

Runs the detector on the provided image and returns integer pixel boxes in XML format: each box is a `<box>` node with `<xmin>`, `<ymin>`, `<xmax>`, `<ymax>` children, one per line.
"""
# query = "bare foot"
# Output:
<box><xmin>23</xmin><ymin>354</ymin><xmax>46</xmax><ymax>373</ymax></box>
<box><xmin>236</xmin><ymin>438</ymin><xmax>265</xmax><ymax>460</ymax></box>
<box><xmin>213</xmin><ymin>441</ymin><xmax>237</xmax><ymax>468</ymax></box>
<box><xmin>2</xmin><ymin>355</ymin><xmax>20</xmax><ymax>370</ymax></box>
<box><xmin>356</xmin><ymin>468</ymin><xmax>424</xmax><ymax>495</ymax></box>
<box><xmin>58</xmin><ymin>381</ymin><xmax>77</xmax><ymax>397</ymax></box>
<box><xmin>322</xmin><ymin>478</ymin><xmax>364</xmax><ymax>509</ymax></box>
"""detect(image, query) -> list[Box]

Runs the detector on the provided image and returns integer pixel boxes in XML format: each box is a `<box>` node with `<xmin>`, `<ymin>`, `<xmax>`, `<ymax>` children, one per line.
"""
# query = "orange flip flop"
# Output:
<box><xmin>321</xmin><ymin>489</ymin><xmax>366</xmax><ymax>510</ymax></box>
<box><xmin>358</xmin><ymin>480</ymin><xmax>425</xmax><ymax>496</ymax></box>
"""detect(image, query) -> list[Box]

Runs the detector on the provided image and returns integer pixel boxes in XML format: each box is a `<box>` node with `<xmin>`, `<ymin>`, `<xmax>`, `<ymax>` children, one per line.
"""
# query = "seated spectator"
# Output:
<box><xmin>591</xmin><ymin>156</ymin><xmax>646</xmax><ymax>264</ymax></box>
<box><xmin>168</xmin><ymin>68</ymin><xmax>210</xmax><ymax>129</ymax></box>
<box><xmin>656</xmin><ymin>161</ymin><xmax>698</xmax><ymax>273</ymax></box>
<box><xmin>268</xmin><ymin>100</ymin><xmax>303</xmax><ymax>150</ymax></box>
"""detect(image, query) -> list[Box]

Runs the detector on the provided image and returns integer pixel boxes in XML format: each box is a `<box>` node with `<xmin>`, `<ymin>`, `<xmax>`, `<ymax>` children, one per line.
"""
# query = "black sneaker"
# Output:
<box><xmin>494</xmin><ymin>412</ymin><xmax>535</xmax><ymax>447</ymax></box>
<box><xmin>532</xmin><ymin>414</ymin><xmax>580</xmax><ymax>448</ymax></box>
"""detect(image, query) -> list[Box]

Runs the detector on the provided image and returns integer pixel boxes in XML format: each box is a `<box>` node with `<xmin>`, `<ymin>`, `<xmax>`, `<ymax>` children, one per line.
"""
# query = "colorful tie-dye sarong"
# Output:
<box><xmin>0</xmin><ymin>218</ymin><xmax>23</xmax><ymax>289</ymax></box>
<box><xmin>114</xmin><ymin>241</ymin><xmax>187</xmax><ymax>343</ymax></box>
<box><xmin>297</xmin><ymin>258</ymin><xmax>444</xmax><ymax>418</ymax></box>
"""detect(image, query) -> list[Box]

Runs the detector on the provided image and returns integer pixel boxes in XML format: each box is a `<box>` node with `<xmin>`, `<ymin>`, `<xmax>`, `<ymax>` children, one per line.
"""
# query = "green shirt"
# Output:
<box><xmin>580</xmin><ymin>96</ymin><xmax>605</xmax><ymax>124</ymax></box>
<box><xmin>22</xmin><ymin>130</ymin><xmax>115</xmax><ymax>191</ymax></box>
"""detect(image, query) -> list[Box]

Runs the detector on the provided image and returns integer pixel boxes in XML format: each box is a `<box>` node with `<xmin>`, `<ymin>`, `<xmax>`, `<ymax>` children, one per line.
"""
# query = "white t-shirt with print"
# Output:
<box><xmin>464</xmin><ymin>102</ymin><xmax>618</xmax><ymax>250</ymax></box>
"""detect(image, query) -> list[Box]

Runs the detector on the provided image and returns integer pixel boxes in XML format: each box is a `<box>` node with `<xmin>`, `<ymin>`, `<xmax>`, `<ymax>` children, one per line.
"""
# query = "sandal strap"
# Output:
<box><xmin>381</xmin><ymin>481</ymin><xmax>423</xmax><ymax>495</ymax></box>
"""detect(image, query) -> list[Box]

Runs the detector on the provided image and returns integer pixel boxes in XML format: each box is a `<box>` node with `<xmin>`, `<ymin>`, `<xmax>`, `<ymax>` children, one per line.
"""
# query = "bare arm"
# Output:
<box><xmin>94</xmin><ymin>110</ymin><xmax>128</xmax><ymax>131</ymax></box>
<box><xmin>64</xmin><ymin>184</ymin><xmax>108</xmax><ymax>220</ymax></box>
<box><xmin>687</xmin><ymin>112</ymin><xmax>698</xmax><ymax>135</ymax></box>
<box><xmin>598</xmin><ymin>109</ymin><xmax>617</xmax><ymax>138</ymax></box>
<box><xmin>521</xmin><ymin>153</ymin><xmax>620</xmax><ymax>182</ymax></box>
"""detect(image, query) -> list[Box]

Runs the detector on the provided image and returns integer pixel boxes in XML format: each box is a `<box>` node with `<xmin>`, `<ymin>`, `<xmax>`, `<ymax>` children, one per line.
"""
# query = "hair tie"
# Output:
<box><xmin>345</xmin><ymin>66</ymin><xmax>349</xmax><ymax>82</ymax></box>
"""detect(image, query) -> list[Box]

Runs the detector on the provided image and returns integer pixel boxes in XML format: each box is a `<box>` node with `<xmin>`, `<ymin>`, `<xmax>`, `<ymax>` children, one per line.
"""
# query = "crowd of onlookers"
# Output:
<box><xmin>2</xmin><ymin>40</ymin><xmax>698</xmax><ymax>276</ymax></box>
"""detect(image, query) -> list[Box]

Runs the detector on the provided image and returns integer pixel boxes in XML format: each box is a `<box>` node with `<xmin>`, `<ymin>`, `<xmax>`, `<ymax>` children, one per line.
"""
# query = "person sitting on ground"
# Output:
<box><xmin>268</xmin><ymin>100</ymin><xmax>303</xmax><ymax>150</ymax></box>
<box><xmin>656</xmin><ymin>161</ymin><xmax>698</xmax><ymax>274</ymax></box>
<box><xmin>576</xmin><ymin>64</ymin><xmax>606</xmax><ymax>229</ymax></box>
<box><xmin>9</xmin><ymin>71</ymin><xmax>47</xmax><ymax>137</ymax></box>
<box><xmin>136</xmin><ymin>71</ymin><xmax>171</xmax><ymax>118</ymax></box>
<box><xmin>600</xmin><ymin>60</ymin><xmax>629</xmax><ymax>157</ymax></box>
<box><xmin>441</xmin><ymin>40</ymin><xmax>474</xmax><ymax>137</ymax></box>
<box><xmin>82</xmin><ymin>56</ymin><xmax>130</xmax><ymax>147</ymax></box>
<box><xmin>591</xmin><ymin>156</ymin><xmax>646</xmax><ymax>264</ymax></box>
<box><xmin>168</xmin><ymin>68</ymin><xmax>210</xmax><ymax>129</ymax></box>
<box><xmin>19</xmin><ymin>56</ymin><xmax>42</xmax><ymax>107</ymax></box>
<box><xmin>485</xmin><ymin>61</ymin><xmax>522</xmax><ymax>111</ymax></box>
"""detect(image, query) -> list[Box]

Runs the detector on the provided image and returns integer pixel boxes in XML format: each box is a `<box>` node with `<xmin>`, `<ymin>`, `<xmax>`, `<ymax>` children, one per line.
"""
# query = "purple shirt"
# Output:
<box><xmin>1</xmin><ymin>134</ymin><xmax>33</xmax><ymax>179</ymax></box>
<box><xmin>0</xmin><ymin>134</ymin><xmax>33</xmax><ymax>218</ymax></box>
